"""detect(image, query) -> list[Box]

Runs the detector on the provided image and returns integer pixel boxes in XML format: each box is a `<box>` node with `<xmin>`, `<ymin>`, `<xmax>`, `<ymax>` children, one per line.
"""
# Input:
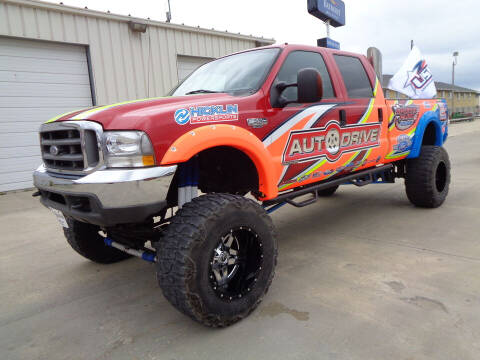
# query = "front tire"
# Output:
<box><xmin>405</xmin><ymin>145</ymin><xmax>451</xmax><ymax>208</ymax></box>
<box><xmin>155</xmin><ymin>194</ymin><xmax>277</xmax><ymax>327</ymax></box>
<box><xmin>64</xmin><ymin>218</ymin><xmax>131</xmax><ymax>264</ymax></box>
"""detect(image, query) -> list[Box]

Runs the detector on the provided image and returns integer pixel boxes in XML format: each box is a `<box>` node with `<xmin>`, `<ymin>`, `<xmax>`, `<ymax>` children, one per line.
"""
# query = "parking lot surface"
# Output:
<box><xmin>1</xmin><ymin>120</ymin><xmax>480</xmax><ymax>360</ymax></box>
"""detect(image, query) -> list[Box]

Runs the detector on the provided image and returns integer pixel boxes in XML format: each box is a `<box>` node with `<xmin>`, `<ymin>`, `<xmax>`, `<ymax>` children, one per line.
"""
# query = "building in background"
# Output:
<box><xmin>0</xmin><ymin>0</ymin><xmax>274</xmax><ymax>192</ymax></box>
<box><xmin>434</xmin><ymin>82</ymin><xmax>480</xmax><ymax>116</ymax></box>
<box><xmin>382</xmin><ymin>75</ymin><xmax>479</xmax><ymax>116</ymax></box>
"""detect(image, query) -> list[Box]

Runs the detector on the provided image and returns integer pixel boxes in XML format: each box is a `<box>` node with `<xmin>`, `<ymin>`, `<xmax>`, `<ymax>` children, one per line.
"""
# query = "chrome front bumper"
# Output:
<box><xmin>33</xmin><ymin>164</ymin><xmax>176</xmax><ymax>226</ymax></box>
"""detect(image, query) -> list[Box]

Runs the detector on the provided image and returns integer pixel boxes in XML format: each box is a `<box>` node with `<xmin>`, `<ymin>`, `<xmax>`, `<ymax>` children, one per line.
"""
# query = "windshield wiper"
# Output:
<box><xmin>185</xmin><ymin>89</ymin><xmax>222</xmax><ymax>95</ymax></box>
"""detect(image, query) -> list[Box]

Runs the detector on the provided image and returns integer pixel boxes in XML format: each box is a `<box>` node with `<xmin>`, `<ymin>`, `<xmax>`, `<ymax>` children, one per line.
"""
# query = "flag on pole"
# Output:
<box><xmin>388</xmin><ymin>46</ymin><xmax>437</xmax><ymax>99</ymax></box>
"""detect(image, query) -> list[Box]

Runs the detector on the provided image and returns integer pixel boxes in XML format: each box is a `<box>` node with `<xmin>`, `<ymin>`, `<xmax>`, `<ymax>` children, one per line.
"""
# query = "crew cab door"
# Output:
<box><xmin>263</xmin><ymin>50</ymin><xmax>341</xmax><ymax>191</ymax></box>
<box><xmin>330</xmin><ymin>54</ymin><xmax>389</xmax><ymax>171</ymax></box>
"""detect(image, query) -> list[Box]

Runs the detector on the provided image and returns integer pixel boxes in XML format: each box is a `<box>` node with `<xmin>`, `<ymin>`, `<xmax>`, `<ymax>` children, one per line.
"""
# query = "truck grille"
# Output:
<box><xmin>40</xmin><ymin>122</ymin><xmax>102</xmax><ymax>174</ymax></box>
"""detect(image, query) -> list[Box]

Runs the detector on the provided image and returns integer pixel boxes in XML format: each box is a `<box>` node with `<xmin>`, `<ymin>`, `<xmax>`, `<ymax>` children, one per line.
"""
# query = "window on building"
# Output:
<box><xmin>333</xmin><ymin>55</ymin><xmax>373</xmax><ymax>98</ymax></box>
<box><xmin>274</xmin><ymin>50</ymin><xmax>335</xmax><ymax>102</ymax></box>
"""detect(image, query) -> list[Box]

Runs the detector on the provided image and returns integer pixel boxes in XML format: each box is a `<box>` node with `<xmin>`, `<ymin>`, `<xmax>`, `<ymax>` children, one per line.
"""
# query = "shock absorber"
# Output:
<box><xmin>104</xmin><ymin>237</ymin><xmax>157</xmax><ymax>263</ymax></box>
<box><xmin>178</xmin><ymin>157</ymin><xmax>199</xmax><ymax>209</ymax></box>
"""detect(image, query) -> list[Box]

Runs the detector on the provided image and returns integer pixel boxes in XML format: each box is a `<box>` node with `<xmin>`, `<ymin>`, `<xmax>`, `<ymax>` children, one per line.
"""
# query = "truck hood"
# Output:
<box><xmin>55</xmin><ymin>93</ymin><xmax>240</xmax><ymax>129</ymax></box>
<box><xmin>52</xmin><ymin>92</ymin><xmax>263</xmax><ymax>164</ymax></box>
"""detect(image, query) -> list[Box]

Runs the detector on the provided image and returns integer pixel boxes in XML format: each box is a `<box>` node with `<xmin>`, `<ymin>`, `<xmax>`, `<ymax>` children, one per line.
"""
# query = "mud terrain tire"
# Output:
<box><xmin>405</xmin><ymin>145</ymin><xmax>450</xmax><ymax>208</ymax></box>
<box><xmin>317</xmin><ymin>185</ymin><xmax>339</xmax><ymax>197</ymax></box>
<box><xmin>155</xmin><ymin>194</ymin><xmax>277</xmax><ymax>327</ymax></box>
<box><xmin>64</xmin><ymin>218</ymin><xmax>131</xmax><ymax>264</ymax></box>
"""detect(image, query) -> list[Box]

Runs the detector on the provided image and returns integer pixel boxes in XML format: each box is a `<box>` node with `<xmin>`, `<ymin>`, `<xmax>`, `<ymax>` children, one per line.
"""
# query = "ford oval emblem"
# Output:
<box><xmin>50</xmin><ymin>145</ymin><xmax>59</xmax><ymax>156</ymax></box>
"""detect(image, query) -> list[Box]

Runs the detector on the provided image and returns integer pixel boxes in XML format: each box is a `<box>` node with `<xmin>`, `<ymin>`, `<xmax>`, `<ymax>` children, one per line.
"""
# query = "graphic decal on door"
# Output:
<box><xmin>283</xmin><ymin>121</ymin><xmax>381</xmax><ymax>164</ymax></box>
<box><xmin>264</xmin><ymin>98</ymin><xmax>380</xmax><ymax>191</ymax></box>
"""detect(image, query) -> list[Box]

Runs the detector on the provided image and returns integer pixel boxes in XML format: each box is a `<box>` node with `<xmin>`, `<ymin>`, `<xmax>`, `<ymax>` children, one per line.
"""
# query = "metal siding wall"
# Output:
<box><xmin>0</xmin><ymin>1</ymin><xmax>264</xmax><ymax>104</ymax></box>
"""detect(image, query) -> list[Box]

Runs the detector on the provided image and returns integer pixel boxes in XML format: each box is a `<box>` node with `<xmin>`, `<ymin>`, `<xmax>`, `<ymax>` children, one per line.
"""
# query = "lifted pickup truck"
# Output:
<box><xmin>33</xmin><ymin>44</ymin><xmax>450</xmax><ymax>327</ymax></box>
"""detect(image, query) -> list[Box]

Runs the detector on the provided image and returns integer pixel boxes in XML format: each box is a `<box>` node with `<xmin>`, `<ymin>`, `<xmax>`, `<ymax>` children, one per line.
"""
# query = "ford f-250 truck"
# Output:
<box><xmin>33</xmin><ymin>44</ymin><xmax>450</xmax><ymax>327</ymax></box>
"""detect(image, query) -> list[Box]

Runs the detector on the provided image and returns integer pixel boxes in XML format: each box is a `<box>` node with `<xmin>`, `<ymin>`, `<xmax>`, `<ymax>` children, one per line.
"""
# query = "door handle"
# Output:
<box><xmin>378</xmin><ymin>108</ymin><xmax>384</xmax><ymax>122</ymax></box>
<box><xmin>339</xmin><ymin>110</ymin><xmax>346</xmax><ymax>126</ymax></box>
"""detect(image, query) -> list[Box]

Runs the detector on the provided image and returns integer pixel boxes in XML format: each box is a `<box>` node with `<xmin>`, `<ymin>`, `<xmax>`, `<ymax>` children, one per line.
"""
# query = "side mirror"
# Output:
<box><xmin>297</xmin><ymin>68</ymin><xmax>323</xmax><ymax>103</ymax></box>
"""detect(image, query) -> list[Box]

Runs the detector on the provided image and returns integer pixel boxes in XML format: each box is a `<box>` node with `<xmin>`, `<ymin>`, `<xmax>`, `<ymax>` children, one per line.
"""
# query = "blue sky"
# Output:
<box><xmin>44</xmin><ymin>0</ymin><xmax>480</xmax><ymax>92</ymax></box>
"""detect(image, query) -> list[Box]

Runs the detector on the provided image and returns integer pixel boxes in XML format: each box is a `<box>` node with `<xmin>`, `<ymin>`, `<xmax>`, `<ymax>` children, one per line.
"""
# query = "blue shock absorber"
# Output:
<box><xmin>104</xmin><ymin>237</ymin><xmax>157</xmax><ymax>263</ymax></box>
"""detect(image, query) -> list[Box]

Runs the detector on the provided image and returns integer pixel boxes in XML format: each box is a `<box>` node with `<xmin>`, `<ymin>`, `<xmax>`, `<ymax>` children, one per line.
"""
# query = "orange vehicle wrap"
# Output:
<box><xmin>384</xmin><ymin>99</ymin><xmax>441</xmax><ymax>161</ymax></box>
<box><xmin>268</xmin><ymin>78</ymin><xmax>390</xmax><ymax>192</ymax></box>
<box><xmin>160</xmin><ymin>124</ymin><xmax>281</xmax><ymax>199</ymax></box>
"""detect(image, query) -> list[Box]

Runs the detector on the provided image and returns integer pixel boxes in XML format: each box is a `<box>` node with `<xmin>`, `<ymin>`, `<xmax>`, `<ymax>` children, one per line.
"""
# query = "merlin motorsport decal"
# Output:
<box><xmin>174</xmin><ymin>104</ymin><xmax>239</xmax><ymax>125</ymax></box>
<box><xmin>392</xmin><ymin>103</ymin><xmax>420</xmax><ymax>131</ymax></box>
<box><xmin>283</xmin><ymin>120</ymin><xmax>381</xmax><ymax>164</ymax></box>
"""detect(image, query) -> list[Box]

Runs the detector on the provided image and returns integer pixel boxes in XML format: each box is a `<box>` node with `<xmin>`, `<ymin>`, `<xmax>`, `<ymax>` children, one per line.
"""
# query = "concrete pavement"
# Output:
<box><xmin>1</xmin><ymin>120</ymin><xmax>480</xmax><ymax>360</ymax></box>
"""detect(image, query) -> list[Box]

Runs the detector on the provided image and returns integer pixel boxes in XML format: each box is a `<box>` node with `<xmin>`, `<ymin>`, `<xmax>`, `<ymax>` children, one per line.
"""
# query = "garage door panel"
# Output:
<box><xmin>0</xmin><ymin>181</ymin><xmax>35</xmax><ymax>192</ymax></box>
<box><xmin>0</xmin><ymin>122</ymin><xmax>43</xmax><ymax>133</ymax></box>
<box><xmin>0</xmin><ymin>56</ymin><xmax>89</xmax><ymax>75</ymax></box>
<box><xmin>0</xmin><ymin>146</ymin><xmax>39</xmax><ymax>159</ymax></box>
<box><xmin>0</xmin><ymin>83</ymin><xmax>92</xmax><ymax>98</ymax></box>
<box><xmin>0</xmin><ymin>70</ymin><xmax>91</xmax><ymax>85</ymax></box>
<box><xmin>0</xmin><ymin>170</ymin><xmax>35</xmax><ymax>187</ymax></box>
<box><xmin>0</xmin><ymin>132</ymin><xmax>39</xmax><ymax>148</ymax></box>
<box><xmin>0</xmin><ymin>38</ymin><xmax>86</xmax><ymax>61</ymax></box>
<box><xmin>0</xmin><ymin>157</ymin><xmax>41</xmax><ymax>174</ymax></box>
<box><xmin>1</xmin><ymin>108</ymin><xmax>84</xmax><ymax>122</ymax></box>
<box><xmin>0</xmin><ymin>97</ymin><xmax>92</xmax><ymax>108</ymax></box>
<box><xmin>0</xmin><ymin>37</ymin><xmax>92</xmax><ymax>192</ymax></box>
<box><xmin>177</xmin><ymin>55</ymin><xmax>213</xmax><ymax>82</ymax></box>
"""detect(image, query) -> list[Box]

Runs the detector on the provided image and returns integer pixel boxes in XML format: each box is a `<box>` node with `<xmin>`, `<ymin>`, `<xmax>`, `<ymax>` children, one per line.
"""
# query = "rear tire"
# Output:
<box><xmin>64</xmin><ymin>218</ymin><xmax>131</xmax><ymax>264</ymax></box>
<box><xmin>317</xmin><ymin>185</ymin><xmax>339</xmax><ymax>197</ymax></box>
<box><xmin>405</xmin><ymin>145</ymin><xmax>451</xmax><ymax>208</ymax></box>
<box><xmin>155</xmin><ymin>194</ymin><xmax>277</xmax><ymax>327</ymax></box>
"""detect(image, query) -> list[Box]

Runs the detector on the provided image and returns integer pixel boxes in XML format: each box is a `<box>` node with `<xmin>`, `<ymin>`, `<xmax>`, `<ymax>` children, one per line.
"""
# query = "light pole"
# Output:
<box><xmin>452</xmin><ymin>51</ymin><xmax>459</xmax><ymax>118</ymax></box>
<box><xmin>166</xmin><ymin>0</ymin><xmax>172</xmax><ymax>22</ymax></box>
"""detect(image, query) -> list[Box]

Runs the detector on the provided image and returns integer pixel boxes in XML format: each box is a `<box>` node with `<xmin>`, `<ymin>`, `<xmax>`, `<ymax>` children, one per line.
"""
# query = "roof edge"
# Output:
<box><xmin>4</xmin><ymin>0</ymin><xmax>275</xmax><ymax>45</ymax></box>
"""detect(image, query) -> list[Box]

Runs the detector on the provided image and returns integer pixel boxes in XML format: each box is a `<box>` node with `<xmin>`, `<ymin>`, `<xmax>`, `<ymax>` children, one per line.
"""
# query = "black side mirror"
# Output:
<box><xmin>297</xmin><ymin>68</ymin><xmax>323</xmax><ymax>103</ymax></box>
<box><xmin>272</xmin><ymin>68</ymin><xmax>324</xmax><ymax>108</ymax></box>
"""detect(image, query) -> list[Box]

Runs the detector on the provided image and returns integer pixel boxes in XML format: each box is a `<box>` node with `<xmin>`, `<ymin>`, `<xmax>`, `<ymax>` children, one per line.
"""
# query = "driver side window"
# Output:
<box><xmin>274</xmin><ymin>51</ymin><xmax>334</xmax><ymax>103</ymax></box>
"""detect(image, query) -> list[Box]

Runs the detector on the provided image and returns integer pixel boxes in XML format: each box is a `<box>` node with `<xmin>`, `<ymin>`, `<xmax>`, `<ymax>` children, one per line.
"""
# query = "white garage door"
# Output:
<box><xmin>177</xmin><ymin>55</ymin><xmax>213</xmax><ymax>82</ymax></box>
<box><xmin>0</xmin><ymin>37</ymin><xmax>93</xmax><ymax>192</ymax></box>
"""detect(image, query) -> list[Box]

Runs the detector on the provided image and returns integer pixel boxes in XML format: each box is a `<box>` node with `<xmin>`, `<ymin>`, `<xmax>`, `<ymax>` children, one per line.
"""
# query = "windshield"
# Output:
<box><xmin>171</xmin><ymin>48</ymin><xmax>280</xmax><ymax>96</ymax></box>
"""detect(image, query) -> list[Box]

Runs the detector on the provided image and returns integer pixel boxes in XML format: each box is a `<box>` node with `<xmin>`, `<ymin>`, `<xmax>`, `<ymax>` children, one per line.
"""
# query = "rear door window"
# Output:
<box><xmin>334</xmin><ymin>55</ymin><xmax>373</xmax><ymax>98</ymax></box>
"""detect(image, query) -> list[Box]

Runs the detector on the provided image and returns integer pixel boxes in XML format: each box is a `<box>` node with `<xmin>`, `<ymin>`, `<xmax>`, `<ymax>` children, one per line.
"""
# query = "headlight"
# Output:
<box><xmin>103</xmin><ymin>131</ymin><xmax>155</xmax><ymax>168</ymax></box>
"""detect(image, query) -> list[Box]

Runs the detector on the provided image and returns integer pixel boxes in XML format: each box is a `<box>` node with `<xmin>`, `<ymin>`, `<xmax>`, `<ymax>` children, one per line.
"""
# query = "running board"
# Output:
<box><xmin>263</xmin><ymin>164</ymin><xmax>394</xmax><ymax>207</ymax></box>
